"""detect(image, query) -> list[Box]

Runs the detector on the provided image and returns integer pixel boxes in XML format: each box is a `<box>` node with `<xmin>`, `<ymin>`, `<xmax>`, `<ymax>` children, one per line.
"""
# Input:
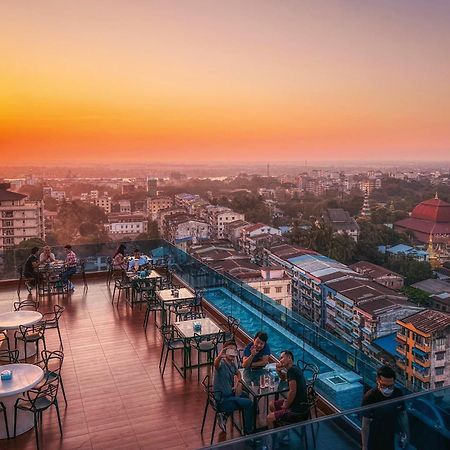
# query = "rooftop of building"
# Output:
<box><xmin>0</xmin><ymin>183</ymin><xmax>27</xmax><ymax>202</ymax></box>
<box><xmin>349</xmin><ymin>261</ymin><xmax>403</xmax><ymax>280</ymax></box>
<box><xmin>411</xmin><ymin>278</ymin><xmax>450</xmax><ymax>295</ymax></box>
<box><xmin>288</xmin><ymin>254</ymin><xmax>354</xmax><ymax>279</ymax></box>
<box><xmin>398</xmin><ymin>309</ymin><xmax>450</xmax><ymax>334</ymax></box>
<box><xmin>268</xmin><ymin>244</ymin><xmax>318</xmax><ymax>261</ymax></box>
<box><xmin>323</xmin><ymin>208</ymin><xmax>360</xmax><ymax>230</ymax></box>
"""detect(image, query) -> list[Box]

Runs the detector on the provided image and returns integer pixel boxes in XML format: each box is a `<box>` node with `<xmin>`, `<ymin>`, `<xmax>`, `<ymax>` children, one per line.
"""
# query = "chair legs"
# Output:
<box><xmin>59</xmin><ymin>377</ymin><xmax>68</xmax><ymax>405</ymax></box>
<box><xmin>56</xmin><ymin>324</ymin><xmax>64</xmax><ymax>350</ymax></box>
<box><xmin>55</xmin><ymin>400</ymin><xmax>63</xmax><ymax>435</ymax></box>
<box><xmin>201</xmin><ymin>398</ymin><xmax>209</xmax><ymax>434</ymax></box>
<box><xmin>1</xmin><ymin>403</ymin><xmax>9</xmax><ymax>439</ymax></box>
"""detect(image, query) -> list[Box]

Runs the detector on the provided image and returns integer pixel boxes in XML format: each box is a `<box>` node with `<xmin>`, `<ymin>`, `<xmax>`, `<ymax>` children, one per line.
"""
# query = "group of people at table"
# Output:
<box><xmin>213</xmin><ymin>331</ymin><xmax>309</xmax><ymax>436</ymax></box>
<box><xmin>23</xmin><ymin>245</ymin><xmax>78</xmax><ymax>293</ymax></box>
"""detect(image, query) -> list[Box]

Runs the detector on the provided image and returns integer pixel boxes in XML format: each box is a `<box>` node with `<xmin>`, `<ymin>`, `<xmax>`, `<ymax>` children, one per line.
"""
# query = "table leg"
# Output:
<box><xmin>3</xmin><ymin>330</ymin><xmax>37</xmax><ymax>361</ymax></box>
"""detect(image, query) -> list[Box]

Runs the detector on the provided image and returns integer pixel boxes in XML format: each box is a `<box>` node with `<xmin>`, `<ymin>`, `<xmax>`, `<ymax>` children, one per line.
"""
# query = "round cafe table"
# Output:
<box><xmin>0</xmin><ymin>363</ymin><xmax>44</xmax><ymax>439</ymax></box>
<box><xmin>0</xmin><ymin>311</ymin><xmax>43</xmax><ymax>360</ymax></box>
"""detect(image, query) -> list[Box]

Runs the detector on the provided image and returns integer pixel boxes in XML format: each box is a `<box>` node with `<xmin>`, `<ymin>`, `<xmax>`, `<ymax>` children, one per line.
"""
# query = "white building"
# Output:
<box><xmin>107</xmin><ymin>213</ymin><xmax>147</xmax><ymax>238</ymax></box>
<box><xmin>0</xmin><ymin>183</ymin><xmax>45</xmax><ymax>251</ymax></box>
<box><xmin>118</xmin><ymin>200</ymin><xmax>131</xmax><ymax>214</ymax></box>
<box><xmin>94</xmin><ymin>196</ymin><xmax>112</xmax><ymax>214</ymax></box>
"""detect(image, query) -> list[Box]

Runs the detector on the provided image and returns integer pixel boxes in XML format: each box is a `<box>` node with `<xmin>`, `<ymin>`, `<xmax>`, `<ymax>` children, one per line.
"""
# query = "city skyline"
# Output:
<box><xmin>1</xmin><ymin>1</ymin><xmax>450</xmax><ymax>164</ymax></box>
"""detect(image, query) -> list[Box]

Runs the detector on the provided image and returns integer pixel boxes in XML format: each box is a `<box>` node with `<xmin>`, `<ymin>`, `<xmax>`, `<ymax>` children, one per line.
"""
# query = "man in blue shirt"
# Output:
<box><xmin>127</xmin><ymin>248</ymin><xmax>149</xmax><ymax>271</ymax></box>
<box><xmin>213</xmin><ymin>341</ymin><xmax>253</xmax><ymax>435</ymax></box>
<box><xmin>242</xmin><ymin>331</ymin><xmax>270</xmax><ymax>369</ymax></box>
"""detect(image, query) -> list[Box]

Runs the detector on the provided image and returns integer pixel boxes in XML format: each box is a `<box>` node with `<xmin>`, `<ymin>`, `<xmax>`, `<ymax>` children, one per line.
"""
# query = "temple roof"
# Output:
<box><xmin>410</xmin><ymin>196</ymin><xmax>450</xmax><ymax>223</ymax></box>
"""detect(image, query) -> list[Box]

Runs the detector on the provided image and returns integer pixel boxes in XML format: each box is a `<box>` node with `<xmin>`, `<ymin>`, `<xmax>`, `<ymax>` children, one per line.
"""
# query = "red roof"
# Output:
<box><xmin>410</xmin><ymin>197</ymin><xmax>450</xmax><ymax>223</ymax></box>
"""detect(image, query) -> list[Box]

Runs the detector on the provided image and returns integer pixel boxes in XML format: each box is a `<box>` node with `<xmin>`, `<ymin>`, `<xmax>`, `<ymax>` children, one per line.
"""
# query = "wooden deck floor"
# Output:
<box><xmin>0</xmin><ymin>278</ymin><xmax>242</xmax><ymax>450</ymax></box>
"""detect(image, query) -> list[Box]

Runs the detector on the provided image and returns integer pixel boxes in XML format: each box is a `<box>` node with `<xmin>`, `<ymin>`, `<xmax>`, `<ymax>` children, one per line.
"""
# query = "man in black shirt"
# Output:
<box><xmin>23</xmin><ymin>247</ymin><xmax>40</xmax><ymax>292</ymax></box>
<box><xmin>267</xmin><ymin>350</ymin><xmax>308</xmax><ymax>428</ymax></box>
<box><xmin>361</xmin><ymin>365</ymin><xmax>409</xmax><ymax>450</ymax></box>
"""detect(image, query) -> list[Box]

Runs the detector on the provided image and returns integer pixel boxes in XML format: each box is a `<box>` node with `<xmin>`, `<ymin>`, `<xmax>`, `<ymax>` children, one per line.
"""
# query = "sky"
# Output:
<box><xmin>1</xmin><ymin>0</ymin><xmax>450</xmax><ymax>164</ymax></box>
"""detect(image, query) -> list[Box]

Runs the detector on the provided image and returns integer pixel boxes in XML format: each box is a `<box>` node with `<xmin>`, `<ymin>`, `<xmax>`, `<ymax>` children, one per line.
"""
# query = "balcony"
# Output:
<box><xmin>396</xmin><ymin>359</ymin><xmax>407</xmax><ymax>370</ymax></box>
<box><xmin>414</xmin><ymin>341</ymin><xmax>431</xmax><ymax>353</ymax></box>
<box><xmin>413</xmin><ymin>369</ymin><xmax>431</xmax><ymax>383</ymax></box>
<box><xmin>396</xmin><ymin>333</ymin><xmax>407</xmax><ymax>343</ymax></box>
<box><xmin>396</xmin><ymin>345</ymin><xmax>407</xmax><ymax>356</ymax></box>
<box><xmin>413</xmin><ymin>355</ymin><xmax>431</xmax><ymax>368</ymax></box>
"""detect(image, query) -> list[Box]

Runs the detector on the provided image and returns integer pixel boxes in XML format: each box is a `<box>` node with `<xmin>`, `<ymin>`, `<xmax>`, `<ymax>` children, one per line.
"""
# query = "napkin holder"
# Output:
<box><xmin>193</xmin><ymin>321</ymin><xmax>202</xmax><ymax>332</ymax></box>
<box><xmin>0</xmin><ymin>370</ymin><xmax>12</xmax><ymax>381</ymax></box>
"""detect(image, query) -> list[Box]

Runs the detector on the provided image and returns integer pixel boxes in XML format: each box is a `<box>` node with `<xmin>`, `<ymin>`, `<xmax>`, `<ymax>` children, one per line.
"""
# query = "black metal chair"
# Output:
<box><xmin>112</xmin><ymin>271</ymin><xmax>132</xmax><ymax>304</ymax></box>
<box><xmin>14</xmin><ymin>378</ymin><xmax>63</xmax><ymax>450</ymax></box>
<box><xmin>36</xmin><ymin>349</ymin><xmax>68</xmax><ymax>405</ymax></box>
<box><xmin>41</xmin><ymin>305</ymin><xmax>65</xmax><ymax>350</ymax></box>
<box><xmin>193</xmin><ymin>289</ymin><xmax>205</xmax><ymax>317</ymax></box>
<box><xmin>219</xmin><ymin>315</ymin><xmax>240</xmax><ymax>342</ymax></box>
<box><xmin>13</xmin><ymin>299</ymin><xmax>39</xmax><ymax>311</ymax></box>
<box><xmin>79</xmin><ymin>259</ymin><xmax>88</xmax><ymax>290</ymax></box>
<box><xmin>143</xmin><ymin>289</ymin><xmax>162</xmax><ymax>331</ymax></box>
<box><xmin>0</xmin><ymin>330</ymin><xmax>11</xmax><ymax>353</ymax></box>
<box><xmin>14</xmin><ymin>322</ymin><xmax>46</xmax><ymax>361</ymax></box>
<box><xmin>106</xmin><ymin>257</ymin><xmax>113</xmax><ymax>286</ymax></box>
<box><xmin>16</xmin><ymin>264</ymin><xmax>37</xmax><ymax>298</ymax></box>
<box><xmin>191</xmin><ymin>333</ymin><xmax>219</xmax><ymax>380</ymax></box>
<box><xmin>159</xmin><ymin>325</ymin><xmax>188</xmax><ymax>376</ymax></box>
<box><xmin>0</xmin><ymin>349</ymin><xmax>20</xmax><ymax>364</ymax></box>
<box><xmin>0</xmin><ymin>401</ymin><xmax>9</xmax><ymax>439</ymax></box>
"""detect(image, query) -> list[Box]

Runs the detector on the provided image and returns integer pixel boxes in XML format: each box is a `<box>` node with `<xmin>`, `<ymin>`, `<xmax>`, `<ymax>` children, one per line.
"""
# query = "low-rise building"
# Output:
<box><xmin>118</xmin><ymin>200</ymin><xmax>132</xmax><ymax>214</ymax></box>
<box><xmin>350</xmin><ymin>261</ymin><xmax>404</xmax><ymax>290</ymax></box>
<box><xmin>323</xmin><ymin>208</ymin><xmax>360</xmax><ymax>241</ymax></box>
<box><xmin>107</xmin><ymin>213</ymin><xmax>147</xmax><ymax>238</ymax></box>
<box><xmin>207</xmin><ymin>206</ymin><xmax>245</xmax><ymax>239</ymax></box>
<box><xmin>94</xmin><ymin>196</ymin><xmax>112</xmax><ymax>214</ymax></box>
<box><xmin>396</xmin><ymin>309</ymin><xmax>450</xmax><ymax>389</ymax></box>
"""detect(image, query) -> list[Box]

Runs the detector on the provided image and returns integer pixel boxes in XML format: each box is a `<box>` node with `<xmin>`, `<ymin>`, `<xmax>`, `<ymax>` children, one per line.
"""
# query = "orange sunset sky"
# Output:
<box><xmin>1</xmin><ymin>1</ymin><xmax>450</xmax><ymax>164</ymax></box>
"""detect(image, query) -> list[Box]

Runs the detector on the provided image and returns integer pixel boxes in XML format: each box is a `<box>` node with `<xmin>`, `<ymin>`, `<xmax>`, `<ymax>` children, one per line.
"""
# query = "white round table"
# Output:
<box><xmin>0</xmin><ymin>311</ymin><xmax>43</xmax><ymax>360</ymax></box>
<box><xmin>0</xmin><ymin>363</ymin><xmax>44</xmax><ymax>439</ymax></box>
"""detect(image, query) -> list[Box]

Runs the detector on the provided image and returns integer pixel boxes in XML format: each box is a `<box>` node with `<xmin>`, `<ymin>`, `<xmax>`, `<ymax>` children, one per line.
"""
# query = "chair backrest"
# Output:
<box><xmin>193</xmin><ymin>332</ymin><xmax>218</xmax><ymax>348</ymax></box>
<box><xmin>53</xmin><ymin>304</ymin><xmax>65</xmax><ymax>320</ymax></box>
<box><xmin>14</xmin><ymin>299</ymin><xmax>39</xmax><ymax>311</ymax></box>
<box><xmin>41</xmin><ymin>349</ymin><xmax>64</xmax><ymax>377</ymax></box>
<box><xmin>18</xmin><ymin>321</ymin><xmax>46</xmax><ymax>338</ymax></box>
<box><xmin>17</xmin><ymin>264</ymin><xmax>24</xmax><ymax>279</ymax></box>
<box><xmin>302</xmin><ymin>363</ymin><xmax>319</xmax><ymax>385</ymax></box>
<box><xmin>201</xmin><ymin>375</ymin><xmax>222</xmax><ymax>409</ymax></box>
<box><xmin>0</xmin><ymin>349</ymin><xmax>20</xmax><ymax>364</ymax></box>
<box><xmin>24</xmin><ymin>377</ymin><xmax>59</xmax><ymax>407</ymax></box>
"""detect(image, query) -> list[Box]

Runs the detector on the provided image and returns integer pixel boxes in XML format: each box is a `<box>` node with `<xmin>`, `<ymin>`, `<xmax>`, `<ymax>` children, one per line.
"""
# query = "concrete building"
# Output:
<box><xmin>323</xmin><ymin>208</ymin><xmax>360</xmax><ymax>241</ymax></box>
<box><xmin>397</xmin><ymin>309</ymin><xmax>450</xmax><ymax>389</ymax></box>
<box><xmin>118</xmin><ymin>200</ymin><xmax>132</xmax><ymax>214</ymax></box>
<box><xmin>94</xmin><ymin>196</ymin><xmax>112</xmax><ymax>214</ymax></box>
<box><xmin>223</xmin><ymin>220</ymin><xmax>250</xmax><ymax>249</ymax></box>
<box><xmin>0</xmin><ymin>183</ymin><xmax>45</xmax><ymax>250</ymax></box>
<box><xmin>107</xmin><ymin>213</ymin><xmax>147</xmax><ymax>238</ymax></box>
<box><xmin>146</xmin><ymin>177</ymin><xmax>158</xmax><ymax>196</ymax></box>
<box><xmin>146</xmin><ymin>196</ymin><xmax>173</xmax><ymax>221</ymax></box>
<box><xmin>207</xmin><ymin>206</ymin><xmax>244</xmax><ymax>239</ymax></box>
<box><xmin>350</xmin><ymin>261</ymin><xmax>404</xmax><ymax>290</ymax></box>
<box><xmin>325</xmin><ymin>277</ymin><xmax>421</xmax><ymax>355</ymax></box>
<box><xmin>239</xmin><ymin>223</ymin><xmax>282</xmax><ymax>255</ymax></box>
<box><xmin>157</xmin><ymin>207</ymin><xmax>186</xmax><ymax>237</ymax></box>
<box><xmin>165</xmin><ymin>213</ymin><xmax>209</xmax><ymax>248</ymax></box>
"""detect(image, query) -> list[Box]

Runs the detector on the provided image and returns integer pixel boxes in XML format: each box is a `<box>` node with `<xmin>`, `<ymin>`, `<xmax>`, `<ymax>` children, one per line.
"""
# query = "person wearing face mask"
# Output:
<box><xmin>213</xmin><ymin>341</ymin><xmax>253</xmax><ymax>436</ymax></box>
<box><xmin>361</xmin><ymin>365</ymin><xmax>409</xmax><ymax>450</ymax></box>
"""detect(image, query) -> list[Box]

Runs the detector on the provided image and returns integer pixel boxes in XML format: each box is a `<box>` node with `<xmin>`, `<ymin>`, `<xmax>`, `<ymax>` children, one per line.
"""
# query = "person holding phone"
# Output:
<box><xmin>213</xmin><ymin>341</ymin><xmax>253</xmax><ymax>435</ymax></box>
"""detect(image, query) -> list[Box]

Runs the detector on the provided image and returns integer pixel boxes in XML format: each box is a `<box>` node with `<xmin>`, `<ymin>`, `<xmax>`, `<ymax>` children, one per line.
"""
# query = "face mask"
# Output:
<box><xmin>379</xmin><ymin>386</ymin><xmax>394</xmax><ymax>397</ymax></box>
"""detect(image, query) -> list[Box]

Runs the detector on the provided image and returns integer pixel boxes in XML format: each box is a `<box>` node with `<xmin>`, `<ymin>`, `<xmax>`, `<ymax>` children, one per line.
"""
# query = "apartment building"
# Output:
<box><xmin>146</xmin><ymin>196</ymin><xmax>173</xmax><ymax>220</ymax></box>
<box><xmin>396</xmin><ymin>310</ymin><xmax>450</xmax><ymax>389</ymax></box>
<box><xmin>223</xmin><ymin>220</ymin><xmax>250</xmax><ymax>249</ymax></box>
<box><xmin>239</xmin><ymin>223</ymin><xmax>282</xmax><ymax>255</ymax></box>
<box><xmin>174</xmin><ymin>193</ymin><xmax>201</xmax><ymax>209</ymax></box>
<box><xmin>349</xmin><ymin>261</ymin><xmax>404</xmax><ymax>290</ymax></box>
<box><xmin>325</xmin><ymin>277</ymin><xmax>421</xmax><ymax>354</ymax></box>
<box><xmin>0</xmin><ymin>183</ymin><xmax>45</xmax><ymax>251</ymax></box>
<box><xmin>157</xmin><ymin>207</ymin><xmax>186</xmax><ymax>237</ymax></box>
<box><xmin>207</xmin><ymin>206</ymin><xmax>244</xmax><ymax>239</ymax></box>
<box><xmin>323</xmin><ymin>208</ymin><xmax>360</xmax><ymax>242</ymax></box>
<box><xmin>94</xmin><ymin>196</ymin><xmax>112</xmax><ymax>214</ymax></box>
<box><xmin>165</xmin><ymin>213</ymin><xmax>209</xmax><ymax>248</ymax></box>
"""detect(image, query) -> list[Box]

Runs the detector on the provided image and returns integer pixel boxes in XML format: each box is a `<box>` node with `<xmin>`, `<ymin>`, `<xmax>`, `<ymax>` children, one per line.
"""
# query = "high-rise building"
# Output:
<box><xmin>0</xmin><ymin>183</ymin><xmax>45</xmax><ymax>251</ymax></box>
<box><xmin>147</xmin><ymin>177</ymin><xmax>158</xmax><ymax>196</ymax></box>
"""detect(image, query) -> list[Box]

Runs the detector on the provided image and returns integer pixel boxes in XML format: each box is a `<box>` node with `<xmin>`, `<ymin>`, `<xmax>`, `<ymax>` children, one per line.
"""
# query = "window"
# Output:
<box><xmin>436</xmin><ymin>352</ymin><xmax>445</xmax><ymax>361</ymax></box>
<box><xmin>287</xmin><ymin>285</ymin><xmax>291</xmax><ymax>293</ymax></box>
<box><xmin>263</xmin><ymin>287</ymin><xmax>270</xmax><ymax>294</ymax></box>
<box><xmin>435</xmin><ymin>337</ymin><xmax>446</xmax><ymax>347</ymax></box>
<box><xmin>435</xmin><ymin>381</ymin><xmax>444</xmax><ymax>388</ymax></box>
<box><xmin>275</xmin><ymin>287</ymin><xmax>282</xmax><ymax>293</ymax></box>
<box><xmin>435</xmin><ymin>367</ymin><xmax>444</xmax><ymax>376</ymax></box>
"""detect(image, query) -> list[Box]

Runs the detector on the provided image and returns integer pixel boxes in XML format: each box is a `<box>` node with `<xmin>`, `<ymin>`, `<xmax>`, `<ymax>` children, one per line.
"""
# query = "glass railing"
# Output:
<box><xmin>205</xmin><ymin>384</ymin><xmax>450</xmax><ymax>450</ymax></box>
<box><xmin>1</xmin><ymin>238</ymin><xmax>404</xmax><ymax>409</ymax></box>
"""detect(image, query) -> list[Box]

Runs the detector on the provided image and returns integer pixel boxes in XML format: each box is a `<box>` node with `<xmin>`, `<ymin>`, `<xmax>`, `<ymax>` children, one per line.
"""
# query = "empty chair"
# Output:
<box><xmin>13</xmin><ymin>299</ymin><xmax>39</xmax><ymax>311</ymax></box>
<box><xmin>79</xmin><ymin>259</ymin><xmax>88</xmax><ymax>290</ymax></box>
<box><xmin>191</xmin><ymin>333</ymin><xmax>219</xmax><ymax>380</ymax></box>
<box><xmin>143</xmin><ymin>290</ymin><xmax>162</xmax><ymax>331</ymax></box>
<box><xmin>41</xmin><ymin>305</ymin><xmax>65</xmax><ymax>349</ymax></box>
<box><xmin>111</xmin><ymin>271</ymin><xmax>131</xmax><ymax>304</ymax></box>
<box><xmin>159</xmin><ymin>325</ymin><xmax>188</xmax><ymax>376</ymax></box>
<box><xmin>0</xmin><ymin>401</ymin><xmax>9</xmax><ymax>439</ymax></box>
<box><xmin>219</xmin><ymin>315</ymin><xmax>240</xmax><ymax>342</ymax></box>
<box><xmin>14</xmin><ymin>322</ymin><xmax>46</xmax><ymax>361</ymax></box>
<box><xmin>37</xmin><ymin>349</ymin><xmax>68</xmax><ymax>405</ymax></box>
<box><xmin>0</xmin><ymin>330</ymin><xmax>10</xmax><ymax>353</ymax></box>
<box><xmin>0</xmin><ymin>349</ymin><xmax>19</xmax><ymax>364</ymax></box>
<box><xmin>14</xmin><ymin>378</ymin><xmax>63</xmax><ymax>450</ymax></box>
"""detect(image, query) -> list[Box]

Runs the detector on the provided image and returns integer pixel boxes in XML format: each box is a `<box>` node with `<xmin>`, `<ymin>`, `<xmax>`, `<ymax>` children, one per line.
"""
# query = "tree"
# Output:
<box><xmin>16</xmin><ymin>237</ymin><xmax>46</xmax><ymax>249</ymax></box>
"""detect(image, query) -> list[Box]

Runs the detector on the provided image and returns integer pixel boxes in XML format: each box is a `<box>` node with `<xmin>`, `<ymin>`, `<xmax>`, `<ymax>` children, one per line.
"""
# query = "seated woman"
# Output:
<box><xmin>112</xmin><ymin>244</ymin><xmax>127</xmax><ymax>271</ymax></box>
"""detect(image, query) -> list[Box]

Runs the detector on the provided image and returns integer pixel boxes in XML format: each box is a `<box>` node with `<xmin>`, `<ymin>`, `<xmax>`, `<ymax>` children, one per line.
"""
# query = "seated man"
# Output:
<box><xmin>213</xmin><ymin>341</ymin><xmax>253</xmax><ymax>436</ymax></box>
<box><xmin>127</xmin><ymin>248</ymin><xmax>149</xmax><ymax>272</ymax></box>
<box><xmin>242</xmin><ymin>331</ymin><xmax>270</xmax><ymax>369</ymax></box>
<box><xmin>39</xmin><ymin>245</ymin><xmax>56</xmax><ymax>264</ymax></box>
<box><xmin>23</xmin><ymin>246</ymin><xmax>40</xmax><ymax>292</ymax></box>
<box><xmin>267</xmin><ymin>350</ymin><xmax>308</xmax><ymax>428</ymax></box>
<box><xmin>60</xmin><ymin>244</ymin><xmax>78</xmax><ymax>291</ymax></box>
